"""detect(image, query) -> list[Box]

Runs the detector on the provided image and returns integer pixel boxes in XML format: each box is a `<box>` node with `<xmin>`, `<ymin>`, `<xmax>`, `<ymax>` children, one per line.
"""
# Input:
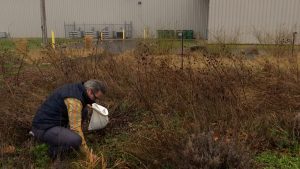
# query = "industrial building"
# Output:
<box><xmin>0</xmin><ymin>0</ymin><xmax>299</xmax><ymax>44</ymax></box>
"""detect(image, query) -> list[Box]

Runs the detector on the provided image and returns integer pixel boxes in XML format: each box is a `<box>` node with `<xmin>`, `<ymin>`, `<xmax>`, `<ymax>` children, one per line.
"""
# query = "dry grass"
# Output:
<box><xmin>72</xmin><ymin>150</ymin><xmax>106</xmax><ymax>169</ymax></box>
<box><xmin>0</xmin><ymin>40</ymin><xmax>300</xmax><ymax>168</ymax></box>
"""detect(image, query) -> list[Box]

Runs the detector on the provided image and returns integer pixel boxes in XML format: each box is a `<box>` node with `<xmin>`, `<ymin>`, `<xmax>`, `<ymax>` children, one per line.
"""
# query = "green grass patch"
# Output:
<box><xmin>27</xmin><ymin>38</ymin><xmax>42</xmax><ymax>50</ymax></box>
<box><xmin>0</xmin><ymin>38</ymin><xmax>41</xmax><ymax>50</ymax></box>
<box><xmin>0</xmin><ymin>38</ymin><xmax>83</xmax><ymax>51</ymax></box>
<box><xmin>0</xmin><ymin>39</ymin><xmax>15</xmax><ymax>50</ymax></box>
<box><xmin>30</xmin><ymin>144</ymin><xmax>51</xmax><ymax>169</ymax></box>
<box><xmin>256</xmin><ymin>151</ymin><xmax>300</xmax><ymax>169</ymax></box>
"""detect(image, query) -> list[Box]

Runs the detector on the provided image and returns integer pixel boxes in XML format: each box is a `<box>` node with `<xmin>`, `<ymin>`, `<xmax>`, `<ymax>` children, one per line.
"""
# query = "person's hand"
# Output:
<box><xmin>87</xmin><ymin>104</ymin><xmax>93</xmax><ymax>109</ymax></box>
<box><xmin>87</xmin><ymin>149</ymin><xmax>99</xmax><ymax>163</ymax></box>
<box><xmin>81</xmin><ymin>145</ymin><xmax>99</xmax><ymax>162</ymax></box>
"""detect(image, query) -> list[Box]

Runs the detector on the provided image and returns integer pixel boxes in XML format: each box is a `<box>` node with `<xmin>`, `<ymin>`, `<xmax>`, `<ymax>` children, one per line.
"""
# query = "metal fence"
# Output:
<box><xmin>0</xmin><ymin>32</ymin><xmax>9</xmax><ymax>39</ymax></box>
<box><xmin>64</xmin><ymin>22</ymin><xmax>133</xmax><ymax>39</ymax></box>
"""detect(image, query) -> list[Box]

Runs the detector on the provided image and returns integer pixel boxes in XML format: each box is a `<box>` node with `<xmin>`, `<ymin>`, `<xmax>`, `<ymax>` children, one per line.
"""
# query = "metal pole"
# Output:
<box><xmin>181</xmin><ymin>30</ymin><xmax>184</xmax><ymax>69</ymax></box>
<box><xmin>292</xmin><ymin>32</ymin><xmax>297</xmax><ymax>57</ymax></box>
<box><xmin>40</xmin><ymin>0</ymin><xmax>48</xmax><ymax>45</ymax></box>
<box><xmin>292</xmin><ymin>32</ymin><xmax>298</xmax><ymax>81</ymax></box>
<box><xmin>64</xmin><ymin>22</ymin><xmax>67</xmax><ymax>38</ymax></box>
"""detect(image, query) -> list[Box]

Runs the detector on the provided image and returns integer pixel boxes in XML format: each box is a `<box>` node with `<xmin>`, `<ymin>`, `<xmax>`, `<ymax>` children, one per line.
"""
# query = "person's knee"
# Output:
<box><xmin>68</xmin><ymin>134</ymin><xmax>82</xmax><ymax>148</ymax></box>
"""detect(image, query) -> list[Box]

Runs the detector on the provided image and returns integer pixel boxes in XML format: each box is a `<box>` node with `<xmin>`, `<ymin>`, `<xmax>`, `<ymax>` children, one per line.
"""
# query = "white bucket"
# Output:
<box><xmin>88</xmin><ymin>103</ymin><xmax>109</xmax><ymax>131</ymax></box>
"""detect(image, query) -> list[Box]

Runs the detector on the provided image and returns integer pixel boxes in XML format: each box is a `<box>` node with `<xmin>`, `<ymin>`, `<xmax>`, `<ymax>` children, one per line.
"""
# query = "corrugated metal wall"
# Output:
<box><xmin>0</xmin><ymin>0</ymin><xmax>209</xmax><ymax>38</ymax></box>
<box><xmin>0</xmin><ymin>1</ymin><xmax>41</xmax><ymax>38</ymax></box>
<box><xmin>208</xmin><ymin>0</ymin><xmax>300</xmax><ymax>44</ymax></box>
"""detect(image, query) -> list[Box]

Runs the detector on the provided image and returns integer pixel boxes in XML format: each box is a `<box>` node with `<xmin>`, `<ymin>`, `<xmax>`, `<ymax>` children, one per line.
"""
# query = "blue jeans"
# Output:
<box><xmin>32</xmin><ymin>126</ymin><xmax>82</xmax><ymax>159</ymax></box>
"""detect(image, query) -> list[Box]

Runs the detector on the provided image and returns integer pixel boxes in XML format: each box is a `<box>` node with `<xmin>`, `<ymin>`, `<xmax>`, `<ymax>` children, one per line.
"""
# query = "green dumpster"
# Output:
<box><xmin>186</xmin><ymin>30</ymin><xmax>194</xmax><ymax>39</ymax></box>
<box><xmin>157</xmin><ymin>30</ymin><xmax>164</xmax><ymax>39</ymax></box>
<box><xmin>166</xmin><ymin>30</ymin><xmax>175</xmax><ymax>39</ymax></box>
<box><xmin>182</xmin><ymin>30</ymin><xmax>188</xmax><ymax>39</ymax></box>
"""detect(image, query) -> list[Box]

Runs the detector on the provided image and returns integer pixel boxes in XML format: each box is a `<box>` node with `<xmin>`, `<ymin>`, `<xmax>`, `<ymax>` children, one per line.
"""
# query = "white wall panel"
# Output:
<box><xmin>208</xmin><ymin>0</ymin><xmax>300</xmax><ymax>44</ymax></box>
<box><xmin>0</xmin><ymin>0</ymin><xmax>209</xmax><ymax>38</ymax></box>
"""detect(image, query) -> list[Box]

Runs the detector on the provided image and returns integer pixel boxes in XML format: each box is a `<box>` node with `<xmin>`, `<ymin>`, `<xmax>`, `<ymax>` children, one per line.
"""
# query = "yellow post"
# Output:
<box><xmin>144</xmin><ymin>27</ymin><xmax>149</xmax><ymax>39</ymax></box>
<box><xmin>122</xmin><ymin>29</ymin><xmax>125</xmax><ymax>40</ymax></box>
<box><xmin>51</xmin><ymin>31</ymin><xmax>55</xmax><ymax>49</ymax></box>
<box><xmin>100</xmin><ymin>32</ymin><xmax>103</xmax><ymax>41</ymax></box>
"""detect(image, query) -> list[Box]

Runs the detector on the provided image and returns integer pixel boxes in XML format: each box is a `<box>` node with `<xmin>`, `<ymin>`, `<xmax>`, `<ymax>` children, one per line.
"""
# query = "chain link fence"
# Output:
<box><xmin>64</xmin><ymin>22</ymin><xmax>133</xmax><ymax>39</ymax></box>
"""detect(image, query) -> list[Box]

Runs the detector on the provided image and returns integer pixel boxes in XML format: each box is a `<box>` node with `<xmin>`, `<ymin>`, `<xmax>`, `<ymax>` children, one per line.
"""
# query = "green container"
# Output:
<box><xmin>157</xmin><ymin>30</ymin><xmax>176</xmax><ymax>39</ymax></box>
<box><xmin>165</xmin><ymin>30</ymin><xmax>175</xmax><ymax>39</ymax></box>
<box><xmin>163</xmin><ymin>30</ymin><xmax>169</xmax><ymax>39</ymax></box>
<box><xmin>186</xmin><ymin>30</ymin><xmax>194</xmax><ymax>39</ymax></box>
<box><xmin>157</xmin><ymin>30</ymin><xmax>164</xmax><ymax>39</ymax></box>
<box><xmin>171</xmin><ymin>30</ymin><xmax>176</xmax><ymax>38</ymax></box>
<box><xmin>179</xmin><ymin>30</ymin><xmax>194</xmax><ymax>39</ymax></box>
<box><xmin>182</xmin><ymin>30</ymin><xmax>188</xmax><ymax>39</ymax></box>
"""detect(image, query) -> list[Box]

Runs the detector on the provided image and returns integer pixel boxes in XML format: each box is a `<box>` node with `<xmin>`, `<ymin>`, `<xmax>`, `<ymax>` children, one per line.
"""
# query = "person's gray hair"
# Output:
<box><xmin>84</xmin><ymin>80</ymin><xmax>107</xmax><ymax>94</ymax></box>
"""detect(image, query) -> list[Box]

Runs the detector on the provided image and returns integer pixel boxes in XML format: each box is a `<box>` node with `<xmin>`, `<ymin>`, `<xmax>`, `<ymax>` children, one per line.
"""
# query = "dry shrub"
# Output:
<box><xmin>85</xmin><ymin>36</ymin><xmax>93</xmax><ymax>50</ymax></box>
<box><xmin>127</xmin><ymin>127</ymin><xmax>254</xmax><ymax>169</ymax></box>
<box><xmin>180</xmin><ymin>133</ymin><xmax>253</xmax><ymax>169</ymax></box>
<box><xmin>120</xmin><ymin>42</ymin><xmax>299</xmax><ymax>167</ymax></box>
<box><xmin>1</xmin><ymin>39</ymin><xmax>300</xmax><ymax>168</ymax></box>
<box><xmin>293</xmin><ymin>113</ymin><xmax>300</xmax><ymax>138</ymax></box>
<box><xmin>253</xmin><ymin>29</ymin><xmax>295</xmax><ymax>58</ymax></box>
<box><xmin>72</xmin><ymin>151</ymin><xmax>107</xmax><ymax>169</ymax></box>
<box><xmin>0</xmin><ymin>49</ymin><xmax>19</xmax><ymax>79</ymax></box>
<box><xmin>37</xmin><ymin>43</ymin><xmax>299</xmax><ymax>167</ymax></box>
<box><xmin>135</xmin><ymin>39</ymin><xmax>177</xmax><ymax>56</ymax></box>
<box><xmin>207</xmin><ymin>29</ymin><xmax>241</xmax><ymax>57</ymax></box>
<box><xmin>72</xmin><ymin>150</ymin><xmax>129</xmax><ymax>169</ymax></box>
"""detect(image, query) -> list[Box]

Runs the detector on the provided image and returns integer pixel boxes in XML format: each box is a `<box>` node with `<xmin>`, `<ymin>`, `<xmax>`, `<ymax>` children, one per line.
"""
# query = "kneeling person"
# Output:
<box><xmin>31</xmin><ymin>80</ymin><xmax>106</xmax><ymax>159</ymax></box>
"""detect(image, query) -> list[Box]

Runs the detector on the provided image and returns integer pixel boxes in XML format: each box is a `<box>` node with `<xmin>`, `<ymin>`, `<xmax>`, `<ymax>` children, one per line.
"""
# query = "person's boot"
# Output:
<box><xmin>48</xmin><ymin>146</ymin><xmax>58</xmax><ymax>161</ymax></box>
<box><xmin>50</xmin><ymin>156</ymin><xmax>63</xmax><ymax>169</ymax></box>
<box><xmin>49</xmin><ymin>147</ymin><xmax>64</xmax><ymax>169</ymax></box>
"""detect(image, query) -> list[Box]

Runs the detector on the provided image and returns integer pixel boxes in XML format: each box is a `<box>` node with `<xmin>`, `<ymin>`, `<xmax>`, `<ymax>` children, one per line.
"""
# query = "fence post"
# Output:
<box><xmin>179</xmin><ymin>31</ymin><xmax>184</xmax><ymax>69</ymax></box>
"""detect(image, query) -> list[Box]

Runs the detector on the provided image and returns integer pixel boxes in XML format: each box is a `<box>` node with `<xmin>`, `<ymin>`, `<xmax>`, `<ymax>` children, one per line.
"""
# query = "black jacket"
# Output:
<box><xmin>32</xmin><ymin>82</ymin><xmax>94</xmax><ymax>130</ymax></box>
